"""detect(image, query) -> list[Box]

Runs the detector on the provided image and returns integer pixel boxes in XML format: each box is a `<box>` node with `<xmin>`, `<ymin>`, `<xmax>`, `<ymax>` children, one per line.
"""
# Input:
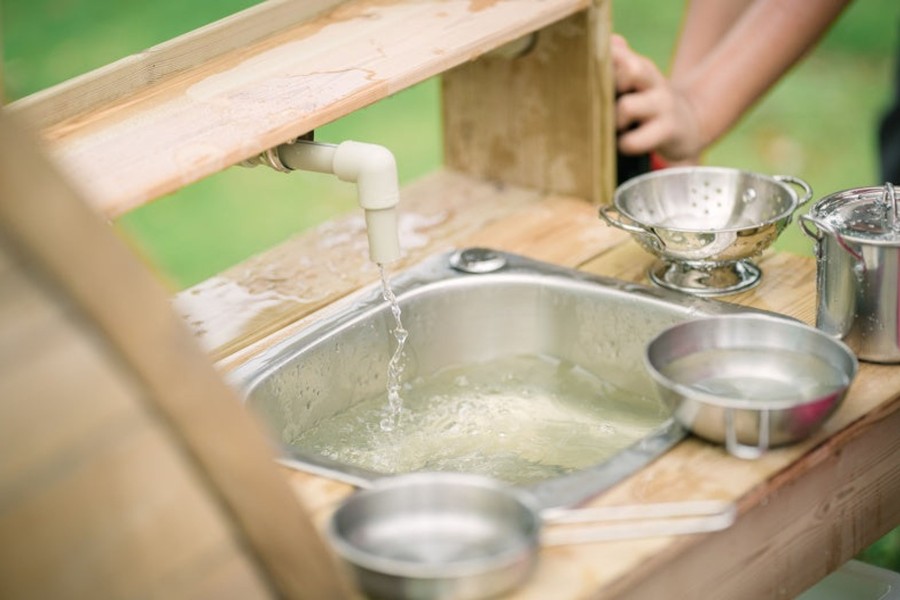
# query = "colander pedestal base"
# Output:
<box><xmin>649</xmin><ymin>259</ymin><xmax>762</xmax><ymax>297</ymax></box>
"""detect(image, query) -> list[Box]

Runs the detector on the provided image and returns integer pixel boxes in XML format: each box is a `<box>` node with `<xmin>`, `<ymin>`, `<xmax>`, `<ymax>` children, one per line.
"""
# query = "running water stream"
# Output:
<box><xmin>378</xmin><ymin>264</ymin><xmax>408</xmax><ymax>432</ymax></box>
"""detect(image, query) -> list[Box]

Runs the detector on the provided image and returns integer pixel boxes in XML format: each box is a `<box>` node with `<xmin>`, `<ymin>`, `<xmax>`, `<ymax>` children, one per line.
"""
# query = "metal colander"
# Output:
<box><xmin>600</xmin><ymin>167</ymin><xmax>812</xmax><ymax>296</ymax></box>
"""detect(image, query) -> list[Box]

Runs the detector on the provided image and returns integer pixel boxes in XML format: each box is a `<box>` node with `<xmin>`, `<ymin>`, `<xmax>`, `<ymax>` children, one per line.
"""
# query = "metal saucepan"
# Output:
<box><xmin>599</xmin><ymin>166</ymin><xmax>812</xmax><ymax>296</ymax></box>
<box><xmin>644</xmin><ymin>314</ymin><xmax>858</xmax><ymax>460</ymax></box>
<box><xmin>327</xmin><ymin>472</ymin><xmax>735</xmax><ymax>600</ymax></box>
<box><xmin>799</xmin><ymin>183</ymin><xmax>900</xmax><ymax>363</ymax></box>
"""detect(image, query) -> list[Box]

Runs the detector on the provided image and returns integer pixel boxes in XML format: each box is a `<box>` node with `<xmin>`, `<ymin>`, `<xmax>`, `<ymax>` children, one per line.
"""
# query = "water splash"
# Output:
<box><xmin>883</xmin><ymin>182</ymin><xmax>900</xmax><ymax>233</ymax></box>
<box><xmin>378</xmin><ymin>263</ymin><xmax>408</xmax><ymax>432</ymax></box>
<box><xmin>290</xmin><ymin>354</ymin><xmax>663</xmax><ymax>484</ymax></box>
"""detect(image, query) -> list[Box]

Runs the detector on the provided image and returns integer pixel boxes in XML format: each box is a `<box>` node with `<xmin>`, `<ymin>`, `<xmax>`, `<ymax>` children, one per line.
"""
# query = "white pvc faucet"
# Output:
<box><xmin>257</xmin><ymin>139</ymin><xmax>402</xmax><ymax>264</ymax></box>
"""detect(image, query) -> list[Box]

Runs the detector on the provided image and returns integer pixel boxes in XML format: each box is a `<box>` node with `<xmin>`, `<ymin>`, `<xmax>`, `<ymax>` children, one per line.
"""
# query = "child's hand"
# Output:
<box><xmin>611</xmin><ymin>34</ymin><xmax>703</xmax><ymax>165</ymax></box>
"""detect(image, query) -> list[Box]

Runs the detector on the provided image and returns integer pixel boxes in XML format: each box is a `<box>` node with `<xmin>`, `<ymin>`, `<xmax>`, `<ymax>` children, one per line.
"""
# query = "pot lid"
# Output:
<box><xmin>810</xmin><ymin>183</ymin><xmax>900</xmax><ymax>243</ymax></box>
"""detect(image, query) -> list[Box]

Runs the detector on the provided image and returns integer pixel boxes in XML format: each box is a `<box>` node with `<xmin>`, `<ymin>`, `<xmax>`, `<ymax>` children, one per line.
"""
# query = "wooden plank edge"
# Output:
<box><xmin>589</xmin><ymin>0</ymin><xmax>616</xmax><ymax>204</ymax></box>
<box><xmin>8</xmin><ymin>0</ymin><xmax>346</xmax><ymax>130</ymax></box>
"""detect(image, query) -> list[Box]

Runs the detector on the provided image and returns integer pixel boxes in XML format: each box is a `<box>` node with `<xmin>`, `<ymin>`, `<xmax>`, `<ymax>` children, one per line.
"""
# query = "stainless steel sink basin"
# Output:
<box><xmin>230</xmin><ymin>248</ymin><xmax>760</xmax><ymax>509</ymax></box>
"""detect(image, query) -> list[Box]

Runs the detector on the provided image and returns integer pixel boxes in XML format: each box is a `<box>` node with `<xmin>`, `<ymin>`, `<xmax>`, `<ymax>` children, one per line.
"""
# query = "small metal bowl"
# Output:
<box><xmin>599</xmin><ymin>167</ymin><xmax>812</xmax><ymax>296</ymax></box>
<box><xmin>327</xmin><ymin>473</ymin><xmax>540</xmax><ymax>600</ymax></box>
<box><xmin>644</xmin><ymin>314</ymin><xmax>857</xmax><ymax>459</ymax></box>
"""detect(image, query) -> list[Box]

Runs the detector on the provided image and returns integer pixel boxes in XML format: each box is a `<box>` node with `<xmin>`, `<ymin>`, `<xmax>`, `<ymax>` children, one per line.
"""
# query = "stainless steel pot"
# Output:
<box><xmin>327</xmin><ymin>473</ymin><xmax>735</xmax><ymax>600</ymax></box>
<box><xmin>800</xmin><ymin>183</ymin><xmax>900</xmax><ymax>363</ymax></box>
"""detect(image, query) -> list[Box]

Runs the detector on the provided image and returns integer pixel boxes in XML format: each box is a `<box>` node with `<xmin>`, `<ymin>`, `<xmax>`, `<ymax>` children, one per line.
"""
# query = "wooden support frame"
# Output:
<box><xmin>8</xmin><ymin>0</ymin><xmax>592</xmax><ymax>218</ymax></box>
<box><xmin>443</xmin><ymin>0</ymin><xmax>615</xmax><ymax>204</ymax></box>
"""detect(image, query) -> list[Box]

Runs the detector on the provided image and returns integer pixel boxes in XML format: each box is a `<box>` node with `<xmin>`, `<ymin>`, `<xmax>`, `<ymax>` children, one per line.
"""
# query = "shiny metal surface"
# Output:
<box><xmin>645</xmin><ymin>314</ymin><xmax>858</xmax><ymax>459</ymax></box>
<box><xmin>600</xmin><ymin>167</ymin><xmax>812</xmax><ymax>296</ymax></box>
<box><xmin>230</xmin><ymin>249</ymin><xmax>763</xmax><ymax>508</ymax></box>
<box><xmin>327</xmin><ymin>472</ymin><xmax>736</xmax><ymax>600</ymax></box>
<box><xmin>448</xmin><ymin>247</ymin><xmax>507</xmax><ymax>274</ymax></box>
<box><xmin>800</xmin><ymin>185</ymin><xmax>900</xmax><ymax>363</ymax></box>
<box><xmin>327</xmin><ymin>473</ymin><xmax>540</xmax><ymax>600</ymax></box>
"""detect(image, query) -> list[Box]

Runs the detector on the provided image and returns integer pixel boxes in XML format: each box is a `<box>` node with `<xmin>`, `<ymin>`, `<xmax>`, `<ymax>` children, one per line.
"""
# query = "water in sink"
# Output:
<box><xmin>289</xmin><ymin>353</ymin><xmax>667</xmax><ymax>485</ymax></box>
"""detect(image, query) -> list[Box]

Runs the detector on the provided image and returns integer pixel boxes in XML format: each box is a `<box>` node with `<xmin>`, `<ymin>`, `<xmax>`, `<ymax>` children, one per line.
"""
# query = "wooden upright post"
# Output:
<box><xmin>442</xmin><ymin>1</ymin><xmax>615</xmax><ymax>204</ymax></box>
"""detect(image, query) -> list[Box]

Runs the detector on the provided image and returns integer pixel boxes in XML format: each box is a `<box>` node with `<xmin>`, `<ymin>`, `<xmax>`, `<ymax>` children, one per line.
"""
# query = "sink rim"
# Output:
<box><xmin>229</xmin><ymin>248</ymin><xmax>769</xmax><ymax>509</ymax></box>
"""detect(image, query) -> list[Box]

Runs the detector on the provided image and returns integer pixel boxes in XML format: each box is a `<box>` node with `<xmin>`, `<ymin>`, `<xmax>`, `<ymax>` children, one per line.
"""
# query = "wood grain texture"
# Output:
<box><xmin>443</xmin><ymin>8</ymin><xmax>614</xmax><ymax>202</ymax></box>
<box><xmin>0</xmin><ymin>185</ymin><xmax>274</xmax><ymax>600</ymax></box>
<box><xmin>589</xmin><ymin>0</ymin><xmax>616</xmax><ymax>204</ymax></box>
<box><xmin>9</xmin><ymin>0</ymin><xmax>589</xmax><ymax>218</ymax></box>
<box><xmin>10</xmin><ymin>0</ymin><xmax>346</xmax><ymax>130</ymax></box>
<box><xmin>580</xmin><ymin>242</ymin><xmax>819</xmax><ymax>323</ymax></box>
<box><xmin>0</xmin><ymin>111</ymin><xmax>352</xmax><ymax>599</ymax></box>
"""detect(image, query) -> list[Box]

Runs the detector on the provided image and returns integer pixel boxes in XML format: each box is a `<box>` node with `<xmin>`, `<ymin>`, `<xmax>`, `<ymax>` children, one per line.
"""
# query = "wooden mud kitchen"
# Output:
<box><xmin>2</xmin><ymin>1</ymin><xmax>898</xmax><ymax>598</ymax></box>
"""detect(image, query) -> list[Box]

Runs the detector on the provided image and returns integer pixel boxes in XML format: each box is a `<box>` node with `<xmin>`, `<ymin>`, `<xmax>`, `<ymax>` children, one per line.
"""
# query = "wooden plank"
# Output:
<box><xmin>443</xmin><ymin>6</ymin><xmax>615</xmax><ymax>203</ymax></box>
<box><xmin>0</xmin><ymin>419</ymin><xmax>272</xmax><ymax>599</ymax></box>
<box><xmin>8</xmin><ymin>0</ymin><xmax>589</xmax><ymax>218</ymax></box>
<box><xmin>10</xmin><ymin>0</ymin><xmax>345</xmax><ymax>130</ymax></box>
<box><xmin>580</xmin><ymin>240</ymin><xmax>819</xmax><ymax>323</ymax></box>
<box><xmin>589</xmin><ymin>0</ymin><xmax>616</xmax><ymax>204</ymax></box>
<box><xmin>0</xmin><ymin>233</ymin><xmax>274</xmax><ymax>599</ymax></box>
<box><xmin>0</xmin><ymin>110</ymin><xmax>352</xmax><ymax>599</ymax></box>
<box><xmin>160</xmin><ymin>547</ymin><xmax>277</xmax><ymax>600</ymax></box>
<box><xmin>462</xmin><ymin>192</ymin><xmax>629</xmax><ymax>263</ymax></box>
<box><xmin>0</xmin><ymin>257</ymin><xmax>137</xmax><ymax>490</ymax></box>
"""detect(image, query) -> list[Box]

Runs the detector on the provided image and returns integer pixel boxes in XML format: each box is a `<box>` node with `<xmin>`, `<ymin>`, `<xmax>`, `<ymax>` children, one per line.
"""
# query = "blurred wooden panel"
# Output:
<box><xmin>0</xmin><ymin>410</ymin><xmax>272</xmax><ymax>599</ymax></box>
<box><xmin>0</xmin><ymin>111</ymin><xmax>351</xmax><ymax>598</ymax></box>
<box><xmin>0</xmin><ymin>227</ymin><xmax>273</xmax><ymax>598</ymax></box>
<box><xmin>0</xmin><ymin>251</ymin><xmax>138</xmax><ymax>491</ymax></box>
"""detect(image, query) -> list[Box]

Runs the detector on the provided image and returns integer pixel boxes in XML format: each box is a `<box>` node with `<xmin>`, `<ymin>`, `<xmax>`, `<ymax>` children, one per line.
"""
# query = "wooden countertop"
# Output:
<box><xmin>179</xmin><ymin>169</ymin><xmax>900</xmax><ymax>599</ymax></box>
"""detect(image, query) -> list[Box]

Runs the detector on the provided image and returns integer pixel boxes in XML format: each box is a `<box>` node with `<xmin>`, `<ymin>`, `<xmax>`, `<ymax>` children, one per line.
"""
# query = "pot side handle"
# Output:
<box><xmin>798</xmin><ymin>213</ymin><xmax>823</xmax><ymax>242</ymax></box>
<box><xmin>798</xmin><ymin>214</ymin><xmax>865</xmax><ymax>264</ymax></box>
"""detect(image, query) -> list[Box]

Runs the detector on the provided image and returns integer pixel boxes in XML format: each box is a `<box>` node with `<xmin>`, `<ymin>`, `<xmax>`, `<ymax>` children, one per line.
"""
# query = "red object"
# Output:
<box><xmin>650</xmin><ymin>152</ymin><xmax>670</xmax><ymax>170</ymax></box>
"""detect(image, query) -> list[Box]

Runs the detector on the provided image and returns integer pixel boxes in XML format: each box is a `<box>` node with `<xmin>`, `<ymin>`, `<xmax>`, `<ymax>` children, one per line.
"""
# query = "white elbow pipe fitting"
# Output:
<box><xmin>332</xmin><ymin>141</ymin><xmax>400</xmax><ymax>211</ymax></box>
<box><xmin>277</xmin><ymin>140</ymin><xmax>402</xmax><ymax>264</ymax></box>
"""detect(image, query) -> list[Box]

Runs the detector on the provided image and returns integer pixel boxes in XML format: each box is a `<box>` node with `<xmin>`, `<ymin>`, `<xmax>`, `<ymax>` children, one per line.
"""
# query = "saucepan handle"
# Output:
<box><xmin>598</xmin><ymin>205</ymin><xmax>665</xmax><ymax>252</ymax></box>
<box><xmin>541</xmin><ymin>500</ymin><xmax>736</xmax><ymax>545</ymax></box>
<box><xmin>775</xmin><ymin>174</ymin><xmax>813</xmax><ymax>208</ymax></box>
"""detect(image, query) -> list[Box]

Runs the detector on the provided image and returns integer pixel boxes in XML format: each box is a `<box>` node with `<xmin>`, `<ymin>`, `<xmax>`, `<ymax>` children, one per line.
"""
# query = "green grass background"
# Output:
<box><xmin>3</xmin><ymin>0</ymin><xmax>899</xmax><ymax>574</ymax></box>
